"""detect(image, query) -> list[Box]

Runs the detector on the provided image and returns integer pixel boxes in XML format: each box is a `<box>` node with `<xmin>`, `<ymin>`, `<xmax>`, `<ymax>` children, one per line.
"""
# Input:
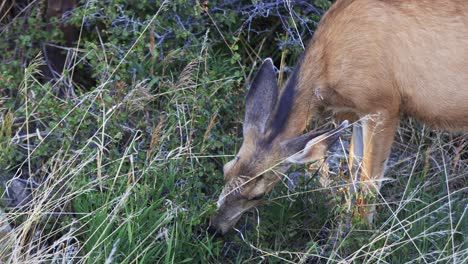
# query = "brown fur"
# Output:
<box><xmin>211</xmin><ymin>0</ymin><xmax>468</xmax><ymax>234</ymax></box>
<box><xmin>294</xmin><ymin>0</ymin><xmax>468</xmax><ymax>188</ymax></box>
<box><xmin>302</xmin><ymin>0</ymin><xmax>468</xmax><ymax>129</ymax></box>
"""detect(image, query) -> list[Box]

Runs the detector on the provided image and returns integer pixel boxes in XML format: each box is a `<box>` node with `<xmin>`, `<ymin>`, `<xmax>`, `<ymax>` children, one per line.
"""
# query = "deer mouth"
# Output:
<box><xmin>209</xmin><ymin>209</ymin><xmax>244</xmax><ymax>235</ymax></box>
<box><xmin>210</xmin><ymin>199</ymin><xmax>261</xmax><ymax>235</ymax></box>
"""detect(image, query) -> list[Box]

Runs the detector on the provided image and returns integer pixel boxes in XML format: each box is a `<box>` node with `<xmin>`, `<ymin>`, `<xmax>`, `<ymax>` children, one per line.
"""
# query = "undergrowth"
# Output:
<box><xmin>0</xmin><ymin>0</ymin><xmax>466</xmax><ymax>263</ymax></box>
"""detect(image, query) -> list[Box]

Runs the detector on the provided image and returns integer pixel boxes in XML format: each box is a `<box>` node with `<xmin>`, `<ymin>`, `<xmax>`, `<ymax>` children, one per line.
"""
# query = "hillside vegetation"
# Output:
<box><xmin>0</xmin><ymin>0</ymin><xmax>466</xmax><ymax>263</ymax></box>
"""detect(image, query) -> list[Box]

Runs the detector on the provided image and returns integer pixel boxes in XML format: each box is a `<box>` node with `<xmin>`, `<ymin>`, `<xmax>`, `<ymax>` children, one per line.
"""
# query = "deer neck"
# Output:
<box><xmin>267</xmin><ymin>55</ymin><xmax>322</xmax><ymax>141</ymax></box>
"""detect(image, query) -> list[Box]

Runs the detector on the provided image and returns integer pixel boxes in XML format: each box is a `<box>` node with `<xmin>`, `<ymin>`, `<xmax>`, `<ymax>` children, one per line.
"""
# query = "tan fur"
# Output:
<box><xmin>211</xmin><ymin>0</ymin><xmax>468</xmax><ymax>233</ymax></box>
<box><xmin>294</xmin><ymin>0</ymin><xmax>468</xmax><ymax>189</ymax></box>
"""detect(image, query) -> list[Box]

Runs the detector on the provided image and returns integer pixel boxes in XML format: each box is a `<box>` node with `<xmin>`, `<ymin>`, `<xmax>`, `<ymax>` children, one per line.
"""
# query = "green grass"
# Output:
<box><xmin>1</xmin><ymin>1</ymin><xmax>467</xmax><ymax>263</ymax></box>
<box><xmin>0</xmin><ymin>54</ymin><xmax>466</xmax><ymax>264</ymax></box>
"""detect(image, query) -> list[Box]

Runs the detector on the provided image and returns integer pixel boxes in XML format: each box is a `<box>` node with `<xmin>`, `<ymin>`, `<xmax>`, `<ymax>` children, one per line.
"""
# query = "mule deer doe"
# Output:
<box><xmin>210</xmin><ymin>0</ymin><xmax>468</xmax><ymax>234</ymax></box>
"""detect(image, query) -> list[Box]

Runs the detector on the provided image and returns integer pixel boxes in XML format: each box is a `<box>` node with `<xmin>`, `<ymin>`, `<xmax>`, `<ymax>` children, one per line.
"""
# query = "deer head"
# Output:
<box><xmin>210</xmin><ymin>58</ymin><xmax>347</xmax><ymax>234</ymax></box>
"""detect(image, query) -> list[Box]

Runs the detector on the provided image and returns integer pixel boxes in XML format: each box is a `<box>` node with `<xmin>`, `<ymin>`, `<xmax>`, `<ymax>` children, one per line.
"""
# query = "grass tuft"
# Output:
<box><xmin>0</xmin><ymin>0</ymin><xmax>466</xmax><ymax>263</ymax></box>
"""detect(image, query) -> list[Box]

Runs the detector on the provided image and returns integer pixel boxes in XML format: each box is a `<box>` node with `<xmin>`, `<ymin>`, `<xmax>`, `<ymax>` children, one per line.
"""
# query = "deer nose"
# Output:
<box><xmin>207</xmin><ymin>215</ymin><xmax>227</xmax><ymax>238</ymax></box>
<box><xmin>207</xmin><ymin>224</ymin><xmax>223</xmax><ymax>238</ymax></box>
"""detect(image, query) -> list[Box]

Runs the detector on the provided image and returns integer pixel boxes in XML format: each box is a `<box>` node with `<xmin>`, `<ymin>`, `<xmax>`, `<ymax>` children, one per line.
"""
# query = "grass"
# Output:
<box><xmin>1</xmin><ymin>1</ymin><xmax>467</xmax><ymax>263</ymax></box>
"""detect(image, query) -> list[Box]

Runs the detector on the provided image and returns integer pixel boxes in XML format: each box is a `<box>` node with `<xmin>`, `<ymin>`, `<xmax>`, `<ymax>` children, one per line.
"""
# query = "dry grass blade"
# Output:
<box><xmin>146</xmin><ymin>115</ymin><xmax>166</xmax><ymax>161</ymax></box>
<box><xmin>173</xmin><ymin>59</ymin><xmax>202</xmax><ymax>91</ymax></box>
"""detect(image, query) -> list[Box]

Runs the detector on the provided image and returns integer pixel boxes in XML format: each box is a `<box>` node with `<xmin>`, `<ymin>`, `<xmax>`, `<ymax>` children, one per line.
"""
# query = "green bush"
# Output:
<box><xmin>1</xmin><ymin>0</ymin><xmax>465</xmax><ymax>263</ymax></box>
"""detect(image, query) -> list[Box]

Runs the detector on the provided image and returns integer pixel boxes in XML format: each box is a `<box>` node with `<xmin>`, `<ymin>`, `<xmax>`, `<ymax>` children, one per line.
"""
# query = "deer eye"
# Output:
<box><xmin>251</xmin><ymin>194</ymin><xmax>264</xmax><ymax>201</ymax></box>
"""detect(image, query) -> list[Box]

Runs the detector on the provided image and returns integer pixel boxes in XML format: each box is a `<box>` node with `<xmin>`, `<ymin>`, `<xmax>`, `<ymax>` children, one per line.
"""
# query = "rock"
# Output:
<box><xmin>0</xmin><ymin>206</ymin><xmax>12</xmax><ymax>255</ymax></box>
<box><xmin>2</xmin><ymin>178</ymin><xmax>38</xmax><ymax>209</ymax></box>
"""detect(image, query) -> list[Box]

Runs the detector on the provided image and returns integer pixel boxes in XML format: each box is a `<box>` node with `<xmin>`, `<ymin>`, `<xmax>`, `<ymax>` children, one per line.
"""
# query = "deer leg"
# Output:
<box><xmin>336</xmin><ymin>121</ymin><xmax>364</xmax><ymax>234</ymax></box>
<box><xmin>333</xmin><ymin>112</ymin><xmax>361</xmax><ymax>192</ymax></box>
<box><xmin>358</xmin><ymin>112</ymin><xmax>398</xmax><ymax>224</ymax></box>
<box><xmin>349</xmin><ymin>122</ymin><xmax>364</xmax><ymax>194</ymax></box>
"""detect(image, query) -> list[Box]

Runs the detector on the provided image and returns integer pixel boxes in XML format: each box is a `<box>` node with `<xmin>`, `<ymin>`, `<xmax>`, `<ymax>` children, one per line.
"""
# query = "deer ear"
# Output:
<box><xmin>244</xmin><ymin>58</ymin><xmax>278</xmax><ymax>135</ymax></box>
<box><xmin>283</xmin><ymin>121</ymin><xmax>349</xmax><ymax>164</ymax></box>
